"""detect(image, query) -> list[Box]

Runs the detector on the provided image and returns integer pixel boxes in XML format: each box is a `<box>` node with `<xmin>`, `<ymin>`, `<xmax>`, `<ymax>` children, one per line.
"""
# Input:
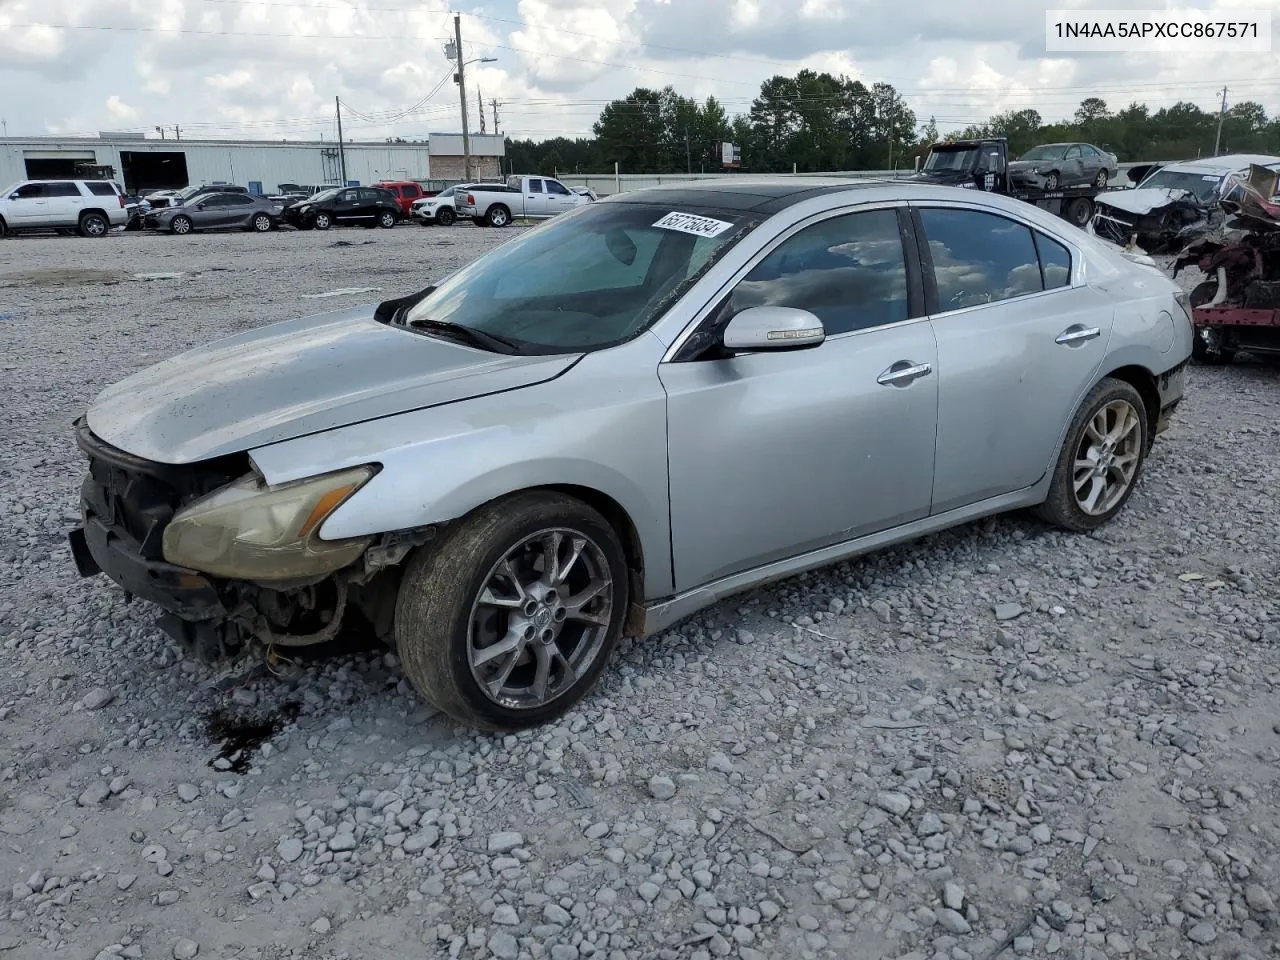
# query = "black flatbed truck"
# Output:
<box><xmin>914</xmin><ymin>137</ymin><xmax>1110</xmax><ymax>228</ymax></box>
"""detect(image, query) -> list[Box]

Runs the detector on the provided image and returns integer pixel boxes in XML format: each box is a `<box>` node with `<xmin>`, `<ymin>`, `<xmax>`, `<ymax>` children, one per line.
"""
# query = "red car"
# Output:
<box><xmin>374</xmin><ymin>181</ymin><xmax>428</xmax><ymax>218</ymax></box>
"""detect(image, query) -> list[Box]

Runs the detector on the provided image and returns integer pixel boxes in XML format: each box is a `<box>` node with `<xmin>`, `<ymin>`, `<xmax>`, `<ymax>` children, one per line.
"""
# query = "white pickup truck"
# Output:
<box><xmin>455</xmin><ymin>175</ymin><xmax>589</xmax><ymax>227</ymax></box>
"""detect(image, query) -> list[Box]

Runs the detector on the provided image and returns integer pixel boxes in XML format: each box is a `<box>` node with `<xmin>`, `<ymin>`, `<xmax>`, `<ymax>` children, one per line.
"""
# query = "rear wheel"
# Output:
<box><xmin>394</xmin><ymin>492</ymin><xmax>629</xmax><ymax>731</ymax></box>
<box><xmin>487</xmin><ymin>204</ymin><xmax>511</xmax><ymax>227</ymax></box>
<box><xmin>79</xmin><ymin>212</ymin><xmax>109</xmax><ymax>238</ymax></box>
<box><xmin>378</xmin><ymin>210</ymin><xmax>397</xmax><ymax>229</ymax></box>
<box><xmin>1094</xmin><ymin>168</ymin><xmax>1110</xmax><ymax>188</ymax></box>
<box><xmin>436</xmin><ymin>207</ymin><xmax>456</xmax><ymax>226</ymax></box>
<box><xmin>1036</xmin><ymin>378</ymin><xmax>1148</xmax><ymax>532</ymax></box>
<box><xmin>251</xmin><ymin>213</ymin><xmax>272</xmax><ymax>232</ymax></box>
<box><xmin>1065</xmin><ymin>197</ymin><xmax>1093</xmax><ymax>228</ymax></box>
<box><xmin>0</xmin><ymin>217</ymin><xmax>7</xmax><ymax>238</ymax></box>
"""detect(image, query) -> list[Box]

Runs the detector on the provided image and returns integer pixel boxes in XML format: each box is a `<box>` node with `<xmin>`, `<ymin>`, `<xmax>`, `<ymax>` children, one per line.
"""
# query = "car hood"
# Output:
<box><xmin>1094</xmin><ymin>188</ymin><xmax>1202</xmax><ymax>216</ymax></box>
<box><xmin>1007</xmin><ymin>160</ymin><xmax>1045</xmax><ymax>171</ymax></box>
<box><xmin>86</xmin><ymin>305</ymin><xmax>580</xmax><ymax>464</ymax></box>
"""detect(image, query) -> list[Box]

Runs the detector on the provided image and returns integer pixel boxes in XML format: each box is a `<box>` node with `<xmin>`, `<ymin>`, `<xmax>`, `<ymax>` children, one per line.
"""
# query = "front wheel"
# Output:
<box><xmin>394</xmin><ymin>492</ymin><xmax>629</xmax><ymax>731</ymax></box>
<box><xmin>1036</xmin><ymin>378</ymin><xmax>1148</xmax><ymax>532</ymax></box>
<box><xmin>313</xmin><ymin>212</ymin><xmax>332</xmax><ymax>230</ymax></box>
<box><xmin>378</xmin><ymin>210</ymin><xmax>397</xmax><ymax>229</ymax></box>
<box><xmin>436</xmin><ymin>207</ymin><xmax>456</xmax><ymax>227</ymax></box>
<box><xmin>169</xmin><ymin>215</ymin><xmax>193</xmax><ymax>236</ymax></box>
<box><xmin>1043</xmin><ymin>172</ymin><xmax>1060</xmax><ymax>191</ymax></box>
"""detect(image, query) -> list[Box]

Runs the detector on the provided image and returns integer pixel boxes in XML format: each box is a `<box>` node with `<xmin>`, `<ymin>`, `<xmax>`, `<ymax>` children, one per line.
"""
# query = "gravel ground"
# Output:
<box><xmin>2</xmin><ymin>224</ymin><xmax>1279</xmax><ymax>960</ymax></box>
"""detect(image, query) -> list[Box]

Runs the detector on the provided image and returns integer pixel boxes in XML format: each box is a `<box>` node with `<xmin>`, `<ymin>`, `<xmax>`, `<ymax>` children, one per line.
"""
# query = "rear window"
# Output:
<box><xmin>86</xmin><ymin>182</ymin><xmax>118</xmax><ymax>197</ymax></box>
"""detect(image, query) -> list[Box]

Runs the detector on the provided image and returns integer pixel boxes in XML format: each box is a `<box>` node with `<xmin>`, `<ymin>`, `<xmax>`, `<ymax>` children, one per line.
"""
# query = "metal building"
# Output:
<box><xmin>0</xmin><ymin>132</ymin><xmax>506</xmax><ymax>194</ymax></box>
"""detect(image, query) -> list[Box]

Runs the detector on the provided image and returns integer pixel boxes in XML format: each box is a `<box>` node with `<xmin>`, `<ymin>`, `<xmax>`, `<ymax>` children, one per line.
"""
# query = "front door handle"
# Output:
<box><xmin>1056</xmin><ymin>325</ymin><xmax>1101</xmax><ymax>345</ymax></box>
<box><xmin>877</xmin><ymin>360</ymin><xmax>933</xmax><ymax>386</ymax></box>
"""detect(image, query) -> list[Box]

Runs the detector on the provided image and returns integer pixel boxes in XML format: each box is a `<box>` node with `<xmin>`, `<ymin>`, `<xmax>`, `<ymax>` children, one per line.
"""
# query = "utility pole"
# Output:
<box><xmin>2</xmin><ymin>118</ymin><xmax>8</xmax><ymax>138</ymax></box>
<box><xmin>685</xmin><ymin>129</ymin><xmax>691</xmax><ymax>174</ymax></box>
<box><xmin>478</xmin><ymin>88</ymin><xmax>485</xmax><ymax>133</ymax></box>
<box><xmin>454</xmin><ymin>13</ymin><xmax>472</xmax><ymax>181</ymax></box>
<box><xmin>1213</xmin><ymin>86</ymin><xmax>1228</xmax><ymax>155</ymax></box>
<box><xmin>174</xmin><ymin>125</ymin><xmax>181</xmax><ymax>142</ymax></box>
<box><xmin>491</xmin><ymin>98</ymin><xmax>500</xmax><ymax>132</ymax></box>
<box><xmin>335</xmin><ymin>96</ymin><xmax>348</xmax><ymax>185</ymax></box>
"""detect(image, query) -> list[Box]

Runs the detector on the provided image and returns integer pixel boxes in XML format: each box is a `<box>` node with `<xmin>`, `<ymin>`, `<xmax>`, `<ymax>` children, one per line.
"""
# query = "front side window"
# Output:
<box><xmin>402</xmin><ymin>202</ymin><xmax>754</xmax><ymax>353</ymax></box>
<box><xmin>726</xmin><ymin>208</ymin><xmax>909</xmax><ymax>335</ymax></box>
<box><xmin>546</xmin><ymin>180</ymin><xmax>571</xmax><ymax>195</ymax></box>
<box><xmin>13</xmin><ymin>183</ymin><xmax>45</xmax><ymax>199</ymax></box>
<box><xmin>919</xmin><ymin>208</ymin><xmax>1043</xmax><ymax>310</ymax></box>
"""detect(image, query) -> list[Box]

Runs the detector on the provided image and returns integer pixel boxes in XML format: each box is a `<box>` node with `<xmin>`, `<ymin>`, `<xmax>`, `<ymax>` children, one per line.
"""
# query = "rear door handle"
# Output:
<box><xmin>877</xmin><ymin>360</ymin><xmax>933</xmax><ymax>386</ymax></box>
<box><xmin>1056</xmin><ymin>325</ymin><xmax>1101</xmax><ymax>345</ymax></box>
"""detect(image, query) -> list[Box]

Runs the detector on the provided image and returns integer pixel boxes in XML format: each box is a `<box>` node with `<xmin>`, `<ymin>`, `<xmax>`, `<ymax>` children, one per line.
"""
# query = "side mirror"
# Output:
<box><xmin>722</xmin><ymin>306</ymin><xmax>825</xmax><ymax>352</ymax></box>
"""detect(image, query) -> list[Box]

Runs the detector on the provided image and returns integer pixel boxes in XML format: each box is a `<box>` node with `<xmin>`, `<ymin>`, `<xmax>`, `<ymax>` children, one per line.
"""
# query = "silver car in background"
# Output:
<box><xmin>69</xmin><ymin>178</ymin><xmax>1192</xmax><ymax>731</ymax></box>
<box><xmin>148</xmin><ymin>193</ymin><xmax>284</xmax><ymax>235</ymax></box>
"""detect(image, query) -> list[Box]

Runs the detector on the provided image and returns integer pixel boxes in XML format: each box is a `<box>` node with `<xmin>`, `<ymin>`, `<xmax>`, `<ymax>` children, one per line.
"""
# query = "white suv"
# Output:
<box><xmin>0</xmin><ymin>179</ymin><xmax>130</xmax><ymax>238</ymax></box>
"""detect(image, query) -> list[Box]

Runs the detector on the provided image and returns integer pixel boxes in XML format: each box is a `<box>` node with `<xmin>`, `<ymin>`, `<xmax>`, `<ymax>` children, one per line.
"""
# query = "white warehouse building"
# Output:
<box><xmin>0</xmin><ymin>132</ymin><xmax>506</xmax><ymax>194</ymax></box>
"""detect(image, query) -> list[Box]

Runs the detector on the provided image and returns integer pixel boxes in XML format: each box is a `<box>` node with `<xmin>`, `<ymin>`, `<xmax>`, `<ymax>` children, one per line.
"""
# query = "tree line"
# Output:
<box><xmin>503</xmin><ymin>73</ymin><xmax>1280</xmax><ymax>176</ymax></box>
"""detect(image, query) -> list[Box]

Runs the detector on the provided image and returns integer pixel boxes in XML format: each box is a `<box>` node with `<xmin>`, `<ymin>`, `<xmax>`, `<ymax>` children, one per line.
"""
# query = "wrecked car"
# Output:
<box><xmin>69</xmin><ymin>179</ymin><xmax>1192</xmax><ymax>731</ymax></box>
<box><xmin>1090</xmin><ymin>153</ymin><xmax>1280</xmax><ymax>253</ymax></box>
<box><xmin>1172</xmin><ymin>163</ymin><xmax>1280</xmax><ymax>364</ymax></box>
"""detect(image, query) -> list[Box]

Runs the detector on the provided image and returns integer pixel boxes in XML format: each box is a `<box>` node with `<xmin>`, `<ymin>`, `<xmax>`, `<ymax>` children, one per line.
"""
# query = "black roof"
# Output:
<box><xmin>609</xmin><ymin>178</ymin><xmax>887</xmax><ymax>214</ymax></box>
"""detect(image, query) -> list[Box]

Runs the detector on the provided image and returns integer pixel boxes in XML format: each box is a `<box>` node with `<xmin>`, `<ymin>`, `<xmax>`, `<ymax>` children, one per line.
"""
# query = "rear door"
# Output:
<box><xmin>218</xmin><ymin>193</ymin><xmax>256</xmax><ymax>226</ymax></box>
<box><xmin>45</xmin><ymin>181</ymin><xmax>85</xmax><ymax>224</ymax></box>
<box><xmin>523</xmin><ymin>178</ymin><xmax>546</xmax><ymax>216</ymax></box>
<box><xmin>914</xmin><ymin>203</ymin><xmax>1114</xmax><ymax>513</ymax></box>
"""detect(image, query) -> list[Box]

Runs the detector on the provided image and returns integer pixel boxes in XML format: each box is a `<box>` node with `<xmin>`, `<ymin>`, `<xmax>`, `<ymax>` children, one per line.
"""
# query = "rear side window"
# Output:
<box><xmin>919</xmin><ymin>208</ymin><xmax>1043</xmax><ymax>311</ymax></box>
<box><xmin>45</xmin><ymin>182</ymin><xmax>81</xmax><ymax>197</ymax></box>
<box><xmin>527</xmin><ymin>179</ymin><xmax>544</xmax><ymax>193</ymax></box>
<box><xmin>728</xmin><ymin>208</ymin><xmax>908</xmax><ymax>335</ymax></box>
<box><xmin>1035</xmin><ymin>232</ymin><xmax>1072</xmax><ymax>289</ymax></box>
<box><xmin>86</xmin><ymin>182</ymin><xmax>117</xmax><ymax>197</ymax></box>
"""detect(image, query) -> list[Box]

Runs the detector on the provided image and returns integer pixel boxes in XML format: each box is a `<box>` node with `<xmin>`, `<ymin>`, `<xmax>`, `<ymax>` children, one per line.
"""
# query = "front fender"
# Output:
<box><xmin>248</xmin><ymin>341</ymin><xmax>674</xmax><ymax>597</ymax></box>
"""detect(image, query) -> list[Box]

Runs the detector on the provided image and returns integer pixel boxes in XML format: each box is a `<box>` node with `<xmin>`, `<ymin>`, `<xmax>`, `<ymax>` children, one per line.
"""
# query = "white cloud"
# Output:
<box><xmin>105</xmin><ymin>94</ymin><xmax>138</xmax><ymax>121</ymax></box>
<box><xmin>0</xmin><ymin>0</ymin><xmax>1276</xmax><ymax>143</ymax></box>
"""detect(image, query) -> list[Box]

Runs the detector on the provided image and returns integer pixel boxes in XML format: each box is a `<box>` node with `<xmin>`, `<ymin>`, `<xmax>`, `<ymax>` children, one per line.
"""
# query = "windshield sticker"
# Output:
<box><xmin>652</xmin><ymin>211</ymin><xmax>733</xmax><ymax>238</ymax></box>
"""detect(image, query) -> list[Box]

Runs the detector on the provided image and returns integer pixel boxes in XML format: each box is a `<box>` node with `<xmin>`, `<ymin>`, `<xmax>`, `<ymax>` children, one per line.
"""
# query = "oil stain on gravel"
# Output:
<box><xmin>204</xmin><ymin>700</ymin><xmax>300</xmax><ymax>773</ymax></box>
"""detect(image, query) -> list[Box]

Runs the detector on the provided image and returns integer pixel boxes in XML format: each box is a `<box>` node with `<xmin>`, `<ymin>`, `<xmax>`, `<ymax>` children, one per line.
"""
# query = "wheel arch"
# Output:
<box><xmin>79</xmin><ymin>206</ymin><xmax>110</xmax><ymax>221</ymax></box>
<box><xmin>1098</xmin><ymin>363</ymin><xmax>1160</xmax><ymax>448</ymax></box>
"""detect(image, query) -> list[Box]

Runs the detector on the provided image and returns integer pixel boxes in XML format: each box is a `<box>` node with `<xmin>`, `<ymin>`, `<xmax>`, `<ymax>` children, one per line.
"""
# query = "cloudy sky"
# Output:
<box><xmin>1</xmin><ymin>0</ymin><xmax>1278</xmax><ymax>144</ymax></box>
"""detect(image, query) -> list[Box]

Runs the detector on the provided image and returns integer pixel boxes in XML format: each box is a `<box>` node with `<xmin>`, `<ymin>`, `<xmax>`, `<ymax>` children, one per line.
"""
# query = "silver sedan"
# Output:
<box><xmin>150</xmin><ymin>193</ymin><xmax>283</xmax><ymax>235</ymax></box>
<box><xmin>71</xmin><ymin>178</ymin><xmax>1193</xmax><ymax>730</ymax></box>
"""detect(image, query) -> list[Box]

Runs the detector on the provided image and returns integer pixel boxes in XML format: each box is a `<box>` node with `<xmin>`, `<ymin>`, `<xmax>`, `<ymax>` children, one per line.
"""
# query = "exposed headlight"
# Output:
<box><xmin>162</xmin><ymin>465</ymin><xmax>376</xmax><ymax>580</ymax></box>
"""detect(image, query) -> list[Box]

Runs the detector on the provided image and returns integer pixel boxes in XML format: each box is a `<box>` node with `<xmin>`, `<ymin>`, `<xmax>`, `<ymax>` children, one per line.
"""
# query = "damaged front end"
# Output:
<box><xmin>1091</xmin><ymin>189</ymin><xmax>1222</xmax><ymax>254</ymax></box>
<box><xmin>1171</xmin><ymin>168</ymin><xmax>1280</xmax><ymax>362</ymax></box>
<box><xmin>68</xmin><ymin>418</ymin><xmax>431</xmax><ymax>661</ymax></box>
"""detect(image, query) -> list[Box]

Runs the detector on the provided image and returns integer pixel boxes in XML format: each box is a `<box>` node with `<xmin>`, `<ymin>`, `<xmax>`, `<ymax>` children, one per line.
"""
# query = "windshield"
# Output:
<box><xmin>308</xmin><ymin>188</ymin><xmax>340</xmax><ymax>203</ymax></box>
<box><xmin>174</xmin><ymin>186</ymin><xmax>205</xmax><ymax>202</ymax></box>
<box><xmin>1020</xmin><ymin>145</ymin><xmax>1067</xmax><ymax>161</ymax></box>
<box><xmin>1136</xmin><ymin>169</ymin><xmax>1224</xmax><ymax>204</ymax></box>
<box><xmin>924</xmin><ymin>148</ymin><xmax>977</xmax><ymax>172</ymax></box>
<box><xmin>402</xmin><ymin>202</ymin><xmax>755</xmax><ymax>353</ymax></box>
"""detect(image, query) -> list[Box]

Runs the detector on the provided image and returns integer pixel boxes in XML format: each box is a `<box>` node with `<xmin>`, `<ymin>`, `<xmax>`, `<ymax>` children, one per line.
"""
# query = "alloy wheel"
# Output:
<box><xmin>467</xmin><ymin>528</ymin><xmax>613</xmax><ymax>710</ymax></box>
<box><xmin>1073</xmin><ymin>399</ymin><xmax>1142</xmax><ymax>516</ymax></box>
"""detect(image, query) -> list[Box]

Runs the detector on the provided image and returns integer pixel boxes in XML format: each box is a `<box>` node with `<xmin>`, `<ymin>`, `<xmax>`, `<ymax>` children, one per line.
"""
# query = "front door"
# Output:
<box><xmin>1062</xmin><ymin>145</ymin><xmax>1085</xmax><ymax>185</ymax></box>
<box><xmin>913</xmin><ymin>205</ymin><xmax>1115</xmax><ymax>514</ymax></box>
<box><xmin>660</xmin><ymin>206</ymin><xmax>939</xmax><ymax>591</ymax></box>
<box><xmin>6</xmin><ymin>182</ymin><xmax>47</xmax><ymax>224</ymax></box>
<box><xmin>543</xmin><ymin>179</ymin><xmax>578</xmax><ymax>215</ymax></box>
<box><xmin>334</xmin><ymin>189</ymin><xmax>363</xmax><ymax>222</ymax></box>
